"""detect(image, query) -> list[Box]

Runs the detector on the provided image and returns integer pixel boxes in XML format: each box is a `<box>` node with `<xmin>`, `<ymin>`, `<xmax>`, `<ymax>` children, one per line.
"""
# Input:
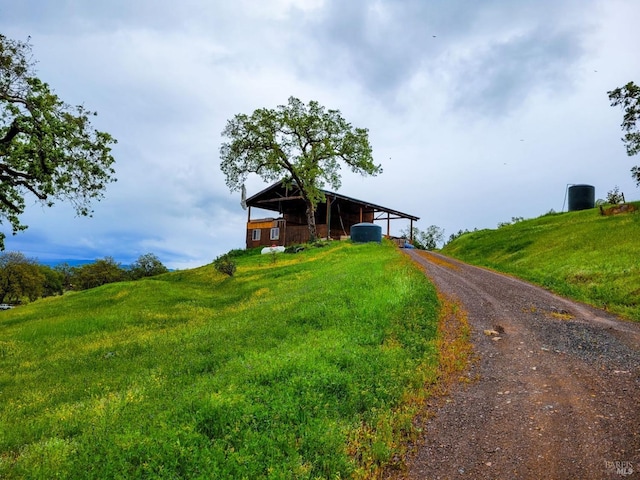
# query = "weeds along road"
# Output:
<box><xmin>397</xmin><ymin>250</ymin><xmax>640</xmax><ymax>480</ymax></box>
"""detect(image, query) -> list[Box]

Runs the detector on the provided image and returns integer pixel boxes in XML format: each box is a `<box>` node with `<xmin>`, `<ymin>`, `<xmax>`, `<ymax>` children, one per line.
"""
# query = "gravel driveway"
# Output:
<box><xmin>393</xmin><ymin>250</ymin><xmax>640</xmax><ymax>480</ymax></box>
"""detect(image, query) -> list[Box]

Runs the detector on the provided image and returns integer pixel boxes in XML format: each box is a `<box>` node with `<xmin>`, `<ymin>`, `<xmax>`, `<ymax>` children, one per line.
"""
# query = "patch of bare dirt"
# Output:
<box><xmin>388</xmin><ymin>250</ymin><xmax>640</xmax><ymax>480</ymax></box>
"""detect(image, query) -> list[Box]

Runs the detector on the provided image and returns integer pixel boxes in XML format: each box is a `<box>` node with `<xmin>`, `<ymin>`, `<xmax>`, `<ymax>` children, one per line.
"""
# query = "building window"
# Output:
<box><xmin>252</xmin><ymin>229</ymin><xmax>261</xmax><ymax>241</ymax></box>
<box><xmin>270</xmin><ymin>227</ymin><xmax>280</xmax><ymax>240</ymax></box>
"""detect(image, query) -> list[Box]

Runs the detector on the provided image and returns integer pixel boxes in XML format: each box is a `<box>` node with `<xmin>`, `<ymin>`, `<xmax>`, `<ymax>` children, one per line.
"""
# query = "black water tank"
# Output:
<box><xmin>568</xmin><ymin>184</ymin><xmax>595</xmax><ymax>211</ymax></box>
<box><xmin>350</xmin><ymin>222</ymin><xmax>382</xmax><ymax>243</ymax></box>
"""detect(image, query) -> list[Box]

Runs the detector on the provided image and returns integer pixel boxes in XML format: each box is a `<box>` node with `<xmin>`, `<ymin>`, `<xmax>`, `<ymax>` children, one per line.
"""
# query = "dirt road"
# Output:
<box><xmin>395</xmin><ymin>250</ymin><xmax>640</xmax><ymax>479</ymax></box>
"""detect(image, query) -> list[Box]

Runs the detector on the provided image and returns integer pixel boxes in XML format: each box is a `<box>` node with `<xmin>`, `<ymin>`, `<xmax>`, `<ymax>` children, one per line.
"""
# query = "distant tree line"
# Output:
<box><xmin>0</xmin><ymin>252</ymin><xmax>168</xmax><ymax>305</ymax></box>
<box><xmin>444</xmin><ymin>228</ymin><xmax>480</xmax><ymax>245</ymax></box>
<box><xmin>400</xmin><ymin>225</ymin><xmax>445</xmax><ymax>250</ymax></box>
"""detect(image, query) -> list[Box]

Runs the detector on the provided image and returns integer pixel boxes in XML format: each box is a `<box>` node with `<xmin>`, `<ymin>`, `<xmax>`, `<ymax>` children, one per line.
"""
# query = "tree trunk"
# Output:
<box><xmin>305</xmin><ymin>203</ymin><xmax>317</xmax><ymax>242</ymax></box>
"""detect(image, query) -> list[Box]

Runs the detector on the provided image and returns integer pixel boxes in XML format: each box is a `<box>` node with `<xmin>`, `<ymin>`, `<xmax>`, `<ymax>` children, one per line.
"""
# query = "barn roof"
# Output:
<box><xmin>245</xmin><ymin>180</ymin><xmax>419</xmax><ymax>222</ymax></box>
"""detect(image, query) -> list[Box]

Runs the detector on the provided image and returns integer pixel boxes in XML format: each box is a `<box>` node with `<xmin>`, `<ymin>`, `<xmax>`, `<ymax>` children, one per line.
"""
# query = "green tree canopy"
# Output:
<box><xmin>0</xmin><ymin>34</ymin><xmax>117</xmax><ymax>248</ymax></box>
<box><xmin>608</xmin><ymin>81</ymin><xmax>640</xmax><ymax>184</ymax></box>
<box><xmin>71</xmin><ymin>257</ymin><xmax>125</xmax><ymax>290</ymax></box>
<box><xmin>129</xmin><ymin>253</ymin><xmax>169</xmax><ymax>279</ymax></box>
<box><xmin>0</xmin><ymin>251</ymin><xmax>44</xmax><ymax>303</ymax></box>
<box><xmin>220</xmin><ymin>97</ymin><xmax>382</xmax><ymax>240</ymax></box>
<box><xmin>39</xmin><ymin>264</ymin><xmax>64</xmax><ymax>297</ymax></box>
<box><xmin>401</xmin><ymin>225</ymin><xmax>444</xmax><ymax>250</ymax></box>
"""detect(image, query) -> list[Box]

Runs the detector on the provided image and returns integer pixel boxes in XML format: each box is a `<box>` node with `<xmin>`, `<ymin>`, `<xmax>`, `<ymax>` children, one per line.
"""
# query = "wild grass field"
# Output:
<box><xmin>0</xmin><ymin>241</ymin><xmax>444</xmax><ymax>479</ymax></box>
<box><xmin>441</xmin><ymin>203</ymin><xmax>640</xmax><ymax>321</ymax></box>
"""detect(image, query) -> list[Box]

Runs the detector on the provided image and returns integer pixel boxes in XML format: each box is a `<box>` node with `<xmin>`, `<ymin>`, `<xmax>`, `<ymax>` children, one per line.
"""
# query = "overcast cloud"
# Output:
<box><xmin>1</xmin><ymin>0</ymin><xmax>639</xmax><ymax>269</ymax></box>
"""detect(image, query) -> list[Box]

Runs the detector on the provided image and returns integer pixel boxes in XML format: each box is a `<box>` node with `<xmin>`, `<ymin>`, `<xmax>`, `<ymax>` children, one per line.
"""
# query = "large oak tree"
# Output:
<box><xmin>608</xmin><ymin>81</ymin><xmax>640</xmax><ymax>185</ymax></box>
<box><xmin>0</xmin><ymin>34</ymin><xmax>116</xmax><ymax>248</ymax></box>
<box><xmin>220</xmin><ymin>97</ymin><xmax>382</xmax><ymax>241</ymax></box>
<box><xmin>0</xmin><ymin>251</ymin><xmax>44</xmax><ymax>303</ymax></box>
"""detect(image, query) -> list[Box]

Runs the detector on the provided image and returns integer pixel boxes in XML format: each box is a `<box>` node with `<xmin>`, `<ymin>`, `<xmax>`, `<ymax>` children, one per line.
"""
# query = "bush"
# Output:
<box><xmin>606</xmin><ymin>186</ymin><xmax>625</xmax><ymax>204</ymax></box>
<box><xmin>129</xmin><ymin>253</ymin><xmax>168</xmax><ymax>279</ymax></box>
<box><xmin>213</xmin><ymin>254</ymin><xmax>237</xmax><ymax>277</ymax></box>
<box><xmin>226</xmin><ymin>248</ymin><xmax>252</xmax><ymax>258</ymax></box>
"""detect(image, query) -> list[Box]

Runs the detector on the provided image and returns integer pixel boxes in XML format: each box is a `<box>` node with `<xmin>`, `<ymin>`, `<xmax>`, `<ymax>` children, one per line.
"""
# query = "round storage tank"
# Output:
<box><xmin>568</xmin><ymin>184</ymin><xmax>595</xmax><ymax>211</ymax></box>
<box><xmin>350</xmin><ymin>222</ymin><xmax>382</xmax><ymax>243</ymax></box>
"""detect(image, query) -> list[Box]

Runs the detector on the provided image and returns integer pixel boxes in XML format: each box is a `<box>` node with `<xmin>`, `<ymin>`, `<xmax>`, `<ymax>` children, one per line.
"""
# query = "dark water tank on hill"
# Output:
<box><xmin>350</xmin><ymin>223</ymin><xmax>382</xmax><ymax>243</ymax></box>
<box><xmin>568</xmin><ymin>184</ymin><xmax>595</xmax><ymax>211</ymax></box>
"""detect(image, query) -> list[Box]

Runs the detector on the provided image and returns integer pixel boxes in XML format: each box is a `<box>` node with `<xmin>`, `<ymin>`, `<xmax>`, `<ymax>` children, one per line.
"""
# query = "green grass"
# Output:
<box><xmin>441</xmin><ymin>203</ymin><xmax>640</xmax><ymax>321</ymax></box>
<box><xmin>0</xmin><ymin>241</ymin><xmax>440</xmax><ymax>479</ymax></box>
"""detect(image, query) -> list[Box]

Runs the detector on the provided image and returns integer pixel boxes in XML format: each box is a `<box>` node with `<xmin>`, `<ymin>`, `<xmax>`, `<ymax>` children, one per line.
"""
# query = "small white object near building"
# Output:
<box><xmin>261</xmin><ymin>245</ymin><xmax>286</xmax><ymax>254</ymax></box>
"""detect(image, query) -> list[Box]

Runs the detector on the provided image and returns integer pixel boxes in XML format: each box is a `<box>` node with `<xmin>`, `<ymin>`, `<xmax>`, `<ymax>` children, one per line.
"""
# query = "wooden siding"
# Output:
<box><xmin>284</xmin><ymin>224</ymin><xmax>329</xmax><ymax>245</ymax></box>
<box><xmin>248</xmin><ymin>219</ymin><xmax>276</xmax><ymax>229</ymax></box>
<box><xmin>246</xmin><ymin>222</ymin><xmax>334</xmax><ymax>248</ymax></box>
<box><xmin>244</xmin><ymin>181</ymin><xmax>416</xmax><ymax>248</ymax></box>
<box><xmin>246</xmin><ymin>209</ymin><xmax>378</xmax><ymax>248</ymax></box>
<box><xmin>245</xmin><ymin>181</ymin><xmax>418</xmax><ymax>225</ymax></box>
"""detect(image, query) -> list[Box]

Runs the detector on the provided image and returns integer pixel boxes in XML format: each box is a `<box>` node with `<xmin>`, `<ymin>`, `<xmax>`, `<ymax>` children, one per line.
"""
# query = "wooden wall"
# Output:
<box><xmin>246</xmin><ymin>207</ymin><xmax>376</xmax><ymax>248</ymax></box>
<box><xmin>246</xmin><ymin>220</ymin><xmax>331</xmax><ymax>248</ymax></box>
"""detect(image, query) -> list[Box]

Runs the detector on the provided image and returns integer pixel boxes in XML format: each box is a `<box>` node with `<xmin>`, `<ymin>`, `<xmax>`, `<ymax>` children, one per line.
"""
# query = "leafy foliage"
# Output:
<box><xmin>0</xmin><ymin>34</ymin><xmax>117</xmax><ymax>248</ymax></box>
<box><xmin>70</xmin><ymin>257</ymin><xmax>125</xmax><ymax>290</ymax></box>
<box><xmin>0</xmin><ymin>252</ymin><xmax>46</xmax><ymax>302</ymax></box>
<box><xmin>606</xmin><ymin>185</ymin><xmax>625</xmax><ymax>204</ymax></box>
<box><xmin>220</xmin><ymin>97</ymin><xmax>382</xmax><ymax>240</ymax></box>
<box><xmin>70</xmin><ymin>254</ymin><xmax>169</xmax><ymax>289</ymax></box>
<box><xmin>0</xmin><ymin>252</ymin><xmax>169</xmax><ymax>303</ymax></box>
<box><xmin>129</xmin><ymin>253</ymin><xmax>169</xmax><ymax>279</ymax></box>
<box><xmin>608</xmin><ymin>81</ymin><xmax>640</xmax><ymax>184</ymax></box>
<box><xmin>401</xmin><ymin>225</ymin><xmax>444</xmax><ymax>250</ymax></box>
<box><xmin>0</xmin><ymin>252</ymin><xmax>64</xmax><ymax>303</ymax></box>
<box><xmin>53</xmin><ymin>262</ymin><xmax>74</xmax><ymax>290</ymax></box>
<box><xmin>213</xmin><ymin>253</ymin><xmax>237</xmax><ymax>276</ymax></box>
<box><xmin>38</xmin><ymin>264</ymin><xmax>64</xmax><ymax>297</ymax></box>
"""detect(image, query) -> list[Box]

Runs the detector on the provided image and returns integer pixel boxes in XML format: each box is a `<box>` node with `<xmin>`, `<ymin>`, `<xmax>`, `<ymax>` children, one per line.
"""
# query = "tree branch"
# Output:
<box><xmin>0</xmin><ymin>121</ymin><xmax>21</xmax><ymax>145</ymax></box>
<box><xmin>0</xmin><ymin>191</ymin><xmax>21</xmax><ymax>213</ymax></box>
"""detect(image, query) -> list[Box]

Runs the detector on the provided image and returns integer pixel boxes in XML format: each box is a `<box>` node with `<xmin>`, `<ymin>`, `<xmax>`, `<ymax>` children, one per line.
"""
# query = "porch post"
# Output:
<box><xmin>246</xmin><ymin>206</ymin><xmax>252</xmax><ymax>249</ymax></box>
<box><xmin>326</xmin><ymin>197</ymin><xmax>331</xmax><ymax>239</ymax></box>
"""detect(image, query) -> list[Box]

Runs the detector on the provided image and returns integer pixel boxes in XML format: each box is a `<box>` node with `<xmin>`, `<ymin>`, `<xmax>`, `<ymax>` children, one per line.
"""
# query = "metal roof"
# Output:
<box><xmin>245</xmin><ymin>180</ymin><xmax>419</xmax><ymax>222</ymax></box>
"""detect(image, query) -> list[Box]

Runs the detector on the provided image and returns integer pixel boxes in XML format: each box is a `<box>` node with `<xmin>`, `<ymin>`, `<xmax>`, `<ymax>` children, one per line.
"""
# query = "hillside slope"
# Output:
<box><xmin>441</xmin><ymin>203</ymin><xmax>640</xmax><ymax>321</ymax></box>
<box><xmin>0</xmin><ymin>241</ymin><xmax>442</xmax><ymax>479</ymax></box>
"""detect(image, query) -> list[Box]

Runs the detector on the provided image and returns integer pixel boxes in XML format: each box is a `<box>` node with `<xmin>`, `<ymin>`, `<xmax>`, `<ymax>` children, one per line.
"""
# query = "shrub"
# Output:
<box><xmin>226</xmin><ymin>248</ymin><xmax>255</xmax><ymax>258</ymax></box>
<box><xmin>606</xmin><ymin>186</ymin><xmax>625</xmax><ymax>204</ymax></box>
<box><xmin>213</xmin><ymin>254</ymin><xmax>237</xmax><ymax>276</ymax></box>
<box><xmin>285</xmin><ymin>245</ymin><xmax>306</xmax><ymax>253</ymax></box>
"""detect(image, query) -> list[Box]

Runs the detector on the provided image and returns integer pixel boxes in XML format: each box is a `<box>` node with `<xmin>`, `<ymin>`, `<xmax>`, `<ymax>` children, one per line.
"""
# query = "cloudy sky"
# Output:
<box><xmin>1</xmin><ymin>0</ymin><xmax>639</xmax><ymax>269</ymax></box>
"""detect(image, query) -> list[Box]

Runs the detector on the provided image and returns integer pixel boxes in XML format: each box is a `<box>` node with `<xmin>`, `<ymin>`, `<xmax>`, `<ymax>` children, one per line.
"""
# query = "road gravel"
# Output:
<box><xmin>391</xmin><ymin>250</ymin><xmax>640</xmax><ymax>480</ymax></box>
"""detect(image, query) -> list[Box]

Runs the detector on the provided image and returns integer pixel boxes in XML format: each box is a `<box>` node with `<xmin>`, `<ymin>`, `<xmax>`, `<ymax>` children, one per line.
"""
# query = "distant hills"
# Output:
<box><xmin>37</xmin><ymin>258</ymin><xmax>132</xmax><ymax>269</ymax></box>
<box><xmin>38</xmin><ymin>259</ymin><xmax>99</xmax><ymax>268</ymax></box>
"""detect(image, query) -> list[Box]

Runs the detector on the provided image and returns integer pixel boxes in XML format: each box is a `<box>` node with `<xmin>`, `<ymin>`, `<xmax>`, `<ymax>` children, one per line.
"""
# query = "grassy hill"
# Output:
<box><xmin>441</xmin><ymin>203</ymin><xmax>640</xmax><ymax>321</ymax></box>
<box><xmin>0</xmin><ymin>241</ymin><xmax>449</xmax><ymax>479</ymax></box>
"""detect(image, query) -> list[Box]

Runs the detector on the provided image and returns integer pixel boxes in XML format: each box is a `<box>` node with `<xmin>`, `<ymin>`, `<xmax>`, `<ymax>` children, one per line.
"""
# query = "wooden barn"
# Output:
<box><xmin>244</xmin><ymin>180</ymin><xmax>419</xmax><ymax>248</ymax></box>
